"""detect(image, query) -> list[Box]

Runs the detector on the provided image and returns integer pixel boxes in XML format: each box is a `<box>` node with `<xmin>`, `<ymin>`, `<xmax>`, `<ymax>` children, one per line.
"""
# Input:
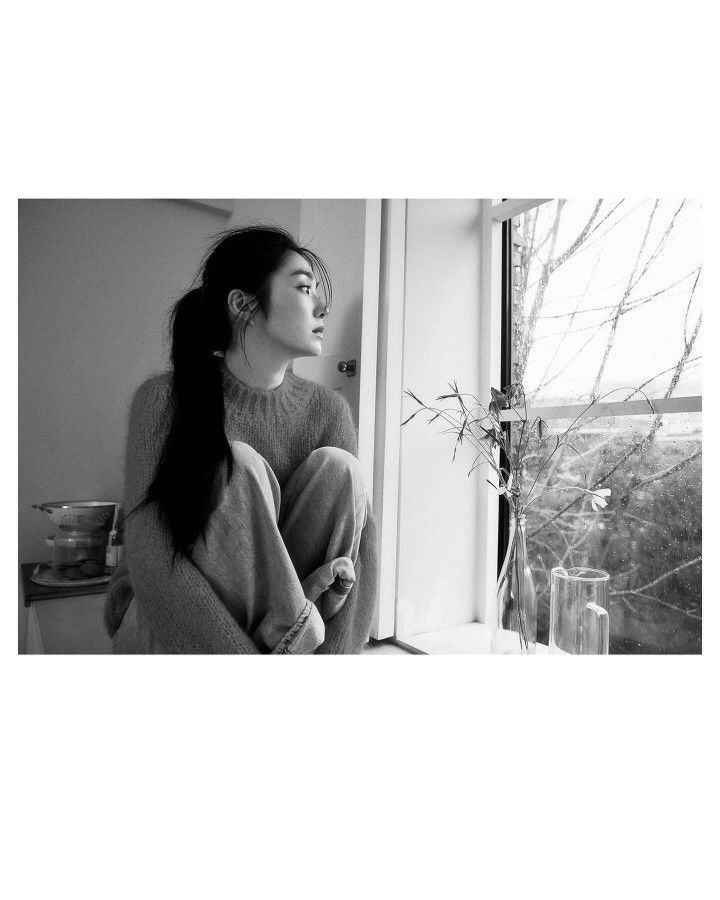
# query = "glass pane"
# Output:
<box><xmin>510</xmin><ymin>412</ymin><xmax>702</xmax><ymax>654</ymax></box>
<box><xmin>512</xmin><ymin>200</ymin><xmax>702</xmax><ymax>406</ymax></box>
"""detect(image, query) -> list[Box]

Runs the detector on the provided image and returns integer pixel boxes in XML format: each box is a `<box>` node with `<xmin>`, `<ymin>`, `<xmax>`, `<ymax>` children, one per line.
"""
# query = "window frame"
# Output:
<box><xmin>493</xmin><ymin>197</ymin><xmax>702</xmax><ymax>644</ymax></box>
<box><xmin>374</xmin><ymin>199</ymin><xmax>701</xmax><ymax>649</ymax></box>
<box><xmin>497</xmin><ymin>214</ymin><xmax>512</xmax><ymax>575</ymax></box>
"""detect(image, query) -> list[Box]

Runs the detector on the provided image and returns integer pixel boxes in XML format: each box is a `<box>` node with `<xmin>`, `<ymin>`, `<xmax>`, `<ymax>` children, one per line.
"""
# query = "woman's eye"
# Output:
<box><xmin>299</xmin><ymin>285</ymin><xmax>311</xmax><ymax>294</ymax></box>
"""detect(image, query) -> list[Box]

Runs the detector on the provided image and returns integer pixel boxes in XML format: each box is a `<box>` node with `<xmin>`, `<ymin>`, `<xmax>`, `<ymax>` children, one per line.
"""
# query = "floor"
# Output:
<box><xmin>363</xmin><ymin>625</ymin><xmax>493</xmax><ymax>655</ymax></box>
<box><xmin>401</xmin><ymin>622</ymin><xmax>491</xmax><ymax>654</ymax></box>
<box><xmin>362</xmin><ymin>638</ymin><xmax>413</xmax><ymax>655</ymax></box>
<box><xmin>364</xmin><ymin>625</ymin><xmax>548</xmax><ymax>655</ymax></box>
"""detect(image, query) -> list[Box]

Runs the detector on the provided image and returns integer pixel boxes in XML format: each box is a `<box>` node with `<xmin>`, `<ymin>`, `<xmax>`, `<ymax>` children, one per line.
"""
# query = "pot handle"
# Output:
<box><xmin>581</xmin><ymin>602</ymin><xmax>609</xmax><ymax>655</ymax></box>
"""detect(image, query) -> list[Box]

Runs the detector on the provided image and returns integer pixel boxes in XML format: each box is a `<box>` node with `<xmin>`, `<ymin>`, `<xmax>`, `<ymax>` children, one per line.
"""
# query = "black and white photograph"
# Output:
<box><xmin>17</xmin><ymin>198</ymin><xmax>702</xmax><ymax>655</ymax></box>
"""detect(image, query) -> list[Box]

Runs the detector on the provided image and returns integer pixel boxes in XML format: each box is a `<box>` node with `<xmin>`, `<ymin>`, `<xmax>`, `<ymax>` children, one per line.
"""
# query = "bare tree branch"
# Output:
<box><xmin>529</xmin><ymin>245</ymin><xmax>604</xmax><ymax>405</ymax></box>
<box><xmin>610</xmin><ymin>587</ymin><xmax>702</xmax><ymax>620</ymax></box>
<box><xmin>621</xmin><ymin>447</ymin><xmax>701</xmax><ymax>495</ymax></box>
<box><xmin>547</xmin><ymin>200</ymin><xmax>604</xmax><ymax>276</ymax></box>
<box><xmin>590</xmin><ymin>201</ymin><xmax>659</xmax><ymax>398</ymax></box>
<box><xmin>528</xmin><ymin>310</ymin><xmax>702</xmax><ymax>540</ymax></box>
<box><xmin>623</xmin><ymin>355</ymin><xmax>701</xmax><ymax>401</ymax></box>
<box><xmin>536</xmin><ymin>268</ymin><xmax>700</xmax><ymax>321</ymax></box>
<box><xmin>515</xmin><ymin>201</ymin><xmax>565</xmax><ymax>382</ymax></box>
<box><xmin>633</xmin><ymin>556</ymin><xmax>701</xmax><ymax>593</ymax></box>
<box><xmin>683</xmin><ymin>268</ymin><xmax>702</xmax><ymax>350</ymax></box>
<box><xmin>529</xmin><ymin>323</ymin><xmax>606</xmax><ymax>395</ymax></box>
<box><xmin>523</xmin><ymin>200</ymin><xmax>646</xmax><ymax>292</ymax></box>
<box><xmin>628</xmin><ymin>200</ymin><xmax>686</xmax><ymax>294</ymax></box>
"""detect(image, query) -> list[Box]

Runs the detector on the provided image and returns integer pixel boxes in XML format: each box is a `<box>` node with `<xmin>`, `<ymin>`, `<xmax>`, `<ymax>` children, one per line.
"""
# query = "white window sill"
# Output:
<box><xmin>397</xmin><ymin>622</ymin><xmax>549</xmax><ymax>655</ymax></box>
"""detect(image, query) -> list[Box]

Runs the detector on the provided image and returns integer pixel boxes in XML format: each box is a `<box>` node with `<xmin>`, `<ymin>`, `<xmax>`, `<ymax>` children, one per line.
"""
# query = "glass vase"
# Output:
<box><xmin>491</xmin><ymin>513</ymin><xmax>537</xmax><ymax>654</ymax></box>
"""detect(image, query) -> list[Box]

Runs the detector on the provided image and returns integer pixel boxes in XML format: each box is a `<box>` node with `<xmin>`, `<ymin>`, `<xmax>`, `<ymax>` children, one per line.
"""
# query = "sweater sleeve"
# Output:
<box><xmin>319</xmin><ymin>390</ymin><xmax>358</xmax><ymax>456</ymax></box>
<box><xmin>316</xmin><ymin>390</ymin><xmax>379</xmax><ymax>653</ymax></box>
<box><xmin>105</xmin><ymin>377</ymin><xmax>259</xmax><ymax>654</ymax></box>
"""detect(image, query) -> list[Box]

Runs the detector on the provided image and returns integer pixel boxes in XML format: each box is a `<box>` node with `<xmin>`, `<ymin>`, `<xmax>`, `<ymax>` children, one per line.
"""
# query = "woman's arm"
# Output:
<box><xmin>319</xmin><ymin>391</ymin><xmax>358</xmax><ymax>456</ymax></box>
<box><xmin>122</xmin><ymin>377</ymin><xmax>259</xmax><ymax>654</ymax></box>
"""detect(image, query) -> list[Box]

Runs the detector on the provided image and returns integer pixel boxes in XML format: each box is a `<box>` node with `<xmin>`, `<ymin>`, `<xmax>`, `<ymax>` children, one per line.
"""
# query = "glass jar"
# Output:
<box><xmin>549</xmin><ymin>567</ymin><xmax>610</xmax><ymax>654</ymax></box>
<box><xmin>51</xmin><ymin>529</ymin><xmax>108</xmax><ymax>579</ymax></box>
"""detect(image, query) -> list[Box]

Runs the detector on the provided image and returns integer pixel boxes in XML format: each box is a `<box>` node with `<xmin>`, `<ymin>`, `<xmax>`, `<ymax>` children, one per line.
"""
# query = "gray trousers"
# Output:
<box><xmin>113</xmin><ymin>442</ymin><xmax>370</xmax><ymax>654</ymax></box>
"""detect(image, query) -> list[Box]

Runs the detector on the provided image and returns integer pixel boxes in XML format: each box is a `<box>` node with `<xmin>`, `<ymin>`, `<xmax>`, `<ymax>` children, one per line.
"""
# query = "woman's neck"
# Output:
<box><xmin>222</xmin><ymin>346</ymin><xmax>291</xmax><ymax>391</ymax></box>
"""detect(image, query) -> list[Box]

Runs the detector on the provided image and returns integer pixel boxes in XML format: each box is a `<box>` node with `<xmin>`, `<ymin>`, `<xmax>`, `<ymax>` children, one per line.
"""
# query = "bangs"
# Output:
<box><xmin>301</xmin><ymin>250</ymin><xmax>333</xmax><ymax>314</ymax></box>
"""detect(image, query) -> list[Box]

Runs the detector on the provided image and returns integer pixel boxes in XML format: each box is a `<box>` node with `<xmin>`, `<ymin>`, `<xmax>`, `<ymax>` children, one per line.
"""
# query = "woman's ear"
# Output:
<box><xmin>227</xmin><ymin>289</ymin><xmax>256</xmax><ymax>318</ymax></box>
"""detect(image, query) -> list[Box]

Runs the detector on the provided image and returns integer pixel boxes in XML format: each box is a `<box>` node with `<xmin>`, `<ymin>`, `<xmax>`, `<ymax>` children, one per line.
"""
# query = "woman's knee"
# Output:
<box><xmin>310</xmin><ymin>446</ymin><xmax>367</xmax><ymax>489</ymax></box>
<box><xmin>230</xmin><ymin>440</ymin><xmax>265</xmax><ymax>468</ymax></box>
<box><xmin>311</xmin><ymin>447</ymin><xmax>369</xmax><ymax>513</ymax></box>
<box><xmin>229</xmin><ymin>441</ymin><xmax>277</xmax><ymax>485</ymax></box>
<box><xmin>225</xmin><ymin>441</ymin><xmax>280</xmax><ymax>509</ymax></box>
<box><xmin>310</xmin><ymin>445</ymin><xmax>360</xmax><ymax>471</ymax></box>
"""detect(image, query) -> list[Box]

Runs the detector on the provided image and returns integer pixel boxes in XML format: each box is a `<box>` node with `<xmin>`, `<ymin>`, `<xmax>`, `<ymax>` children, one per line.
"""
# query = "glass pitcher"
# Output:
<box><xmin>549</xmin><ymin>567</ymin><xmax>610</xmax><ymax>654</ymax></box>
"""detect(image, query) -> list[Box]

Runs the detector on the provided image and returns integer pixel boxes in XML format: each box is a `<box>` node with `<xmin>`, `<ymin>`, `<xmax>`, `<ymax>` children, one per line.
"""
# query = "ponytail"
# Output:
<box><xmin>142</xmin><ymin>286</ymin><xmax>234</xmax><ymax>563</ymax></box>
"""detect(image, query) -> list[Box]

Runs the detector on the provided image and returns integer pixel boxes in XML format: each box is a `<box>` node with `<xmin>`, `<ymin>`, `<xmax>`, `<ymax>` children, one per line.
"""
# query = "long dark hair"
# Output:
<box><xmin>127</xmin><ymin>225</ymin><xmax>332</xmax><ymax>564</ymax></box>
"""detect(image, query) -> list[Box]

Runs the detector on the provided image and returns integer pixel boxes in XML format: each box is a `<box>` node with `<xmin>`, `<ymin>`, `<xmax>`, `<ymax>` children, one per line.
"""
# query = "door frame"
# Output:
<box><xmin>366</xmin><ymin>199</ymin><xmax>406</xmax><ymax>639</ymax></box>
<box><xmin>367</xmin><ymin>199</ymin><xmax>504</xmax><ymax>638</ymax></box>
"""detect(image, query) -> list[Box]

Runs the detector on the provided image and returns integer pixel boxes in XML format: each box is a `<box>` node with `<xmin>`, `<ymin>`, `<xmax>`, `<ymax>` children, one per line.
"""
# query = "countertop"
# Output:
<box><xmin>20</xmin><ymin>562</ymin><xmax>111</xmax><ymax>605</ymax></box>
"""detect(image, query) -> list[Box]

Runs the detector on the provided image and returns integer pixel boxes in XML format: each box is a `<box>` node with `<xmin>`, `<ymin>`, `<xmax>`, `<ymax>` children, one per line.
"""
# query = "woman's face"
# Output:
<box><xmin>257</xmin><ymin>250</ymin><xmax>328</xmax><ymax>358</ymax></box>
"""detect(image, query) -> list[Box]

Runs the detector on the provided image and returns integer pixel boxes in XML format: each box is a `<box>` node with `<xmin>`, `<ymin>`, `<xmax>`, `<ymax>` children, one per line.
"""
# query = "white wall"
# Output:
<box><xmin>229</xmin><ymin>199</ymin><xmax>301</xmax><ymax>236</ymax></box>
<box><xmin>18</xmin><ymin>199</ymin><xmax>232</xmax><ymax>566</ymax></box>
<box><xmin>395</xmin><ymin>200</ymin><xmax>485</xmax><ymax>637</ymax></box>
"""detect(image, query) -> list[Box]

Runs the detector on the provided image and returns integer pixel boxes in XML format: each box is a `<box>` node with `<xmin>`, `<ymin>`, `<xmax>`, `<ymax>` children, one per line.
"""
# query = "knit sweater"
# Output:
<box><xmin>104</xmin><ymin>363</ymin><xmax>378</xmax><ymax>653</ymax></box>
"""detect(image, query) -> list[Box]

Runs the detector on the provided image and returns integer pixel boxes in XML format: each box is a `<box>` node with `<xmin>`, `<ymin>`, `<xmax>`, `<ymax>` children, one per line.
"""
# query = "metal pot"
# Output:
<box><xmin>32</xmin><ymin>500</ymin><xmax>118</xmax><ymax>533</ymax></box>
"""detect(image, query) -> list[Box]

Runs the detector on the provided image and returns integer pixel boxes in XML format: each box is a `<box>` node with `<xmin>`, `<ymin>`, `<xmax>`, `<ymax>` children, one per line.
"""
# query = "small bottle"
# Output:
<box><xmin>105</xmin><ymin>506</ymin><xmax>125</xmax><ymax>569</ymax></box>
<box><xmin>105</xmin><ymin>527</ymin><xmax>125</xmax><ymax>568</ymax></box>
<box><xmin>105</xmin><ymin>530</ymin><xmax>119</xmax><ymax>567</ymax></box>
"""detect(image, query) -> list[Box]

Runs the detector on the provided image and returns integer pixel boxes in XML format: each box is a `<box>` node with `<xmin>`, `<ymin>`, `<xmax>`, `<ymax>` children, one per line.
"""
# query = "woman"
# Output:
<box><xmin>104</xmin><ymin>226</ymin><xmax>378</xmax><ymax>653</ymax></box>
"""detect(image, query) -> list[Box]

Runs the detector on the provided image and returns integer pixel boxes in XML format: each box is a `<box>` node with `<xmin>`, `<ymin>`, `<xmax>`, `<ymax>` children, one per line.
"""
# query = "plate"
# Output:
<box><xmin>31</xmin><ymin>562</ymin><xmax>112</xmax><ymax>589</ymax></box>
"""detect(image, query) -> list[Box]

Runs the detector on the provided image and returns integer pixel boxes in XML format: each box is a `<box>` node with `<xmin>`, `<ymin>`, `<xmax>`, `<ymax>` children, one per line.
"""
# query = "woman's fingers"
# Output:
<box><xmin>300</xmin><ymin>557</ymin><xmax>356</xmax><ymax>606</ymax></box>
<box><xmin>329</xmin><ymin>556</ymin><xmax>355</xmax><ymax>594</ymax></box>
<box><xmin>301</xmin><ymin>559</ymin><xmax>337</xmax><ymax>602</ymax></box>
<box><xmin>321</xmin><ymin>557</ymin><xmax>356</xmax><ymax>619</ymax></box>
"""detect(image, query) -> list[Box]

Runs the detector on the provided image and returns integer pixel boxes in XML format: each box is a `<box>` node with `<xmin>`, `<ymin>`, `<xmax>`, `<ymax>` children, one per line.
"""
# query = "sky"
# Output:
<box><xmin>516</xmin><ymin>199</ymin><xmax>702</xmax><ymax>406</ymax></box>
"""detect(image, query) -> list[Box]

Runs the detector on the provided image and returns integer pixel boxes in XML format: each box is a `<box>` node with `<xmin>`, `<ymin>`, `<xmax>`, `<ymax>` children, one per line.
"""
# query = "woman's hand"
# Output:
<box><xmin>301</xmin><ymin>556</ymin><xmax>356</xmax><ymax>618</ymax></box>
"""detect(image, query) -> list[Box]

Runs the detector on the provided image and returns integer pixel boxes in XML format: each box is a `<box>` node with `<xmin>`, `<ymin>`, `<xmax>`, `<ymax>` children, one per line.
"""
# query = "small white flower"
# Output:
<box><xmin>590</xmin><ymin>488</ymin><xmax>611</xmax><ymax>511</ymax></box>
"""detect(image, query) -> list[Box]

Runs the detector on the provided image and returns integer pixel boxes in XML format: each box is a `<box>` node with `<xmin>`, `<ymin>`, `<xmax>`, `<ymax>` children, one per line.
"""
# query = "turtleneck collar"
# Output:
<box><xmin>220</xmin><ymin>361</ymin><xmax>309</xmax><ymax>417</ymax></box>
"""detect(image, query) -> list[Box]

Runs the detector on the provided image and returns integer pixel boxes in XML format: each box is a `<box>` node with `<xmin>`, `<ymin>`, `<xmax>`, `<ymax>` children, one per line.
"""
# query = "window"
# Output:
<box><xmin>502</xmin><ymin>199</ymin><xmax>702</xmax><ymax>654</ymax></box>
